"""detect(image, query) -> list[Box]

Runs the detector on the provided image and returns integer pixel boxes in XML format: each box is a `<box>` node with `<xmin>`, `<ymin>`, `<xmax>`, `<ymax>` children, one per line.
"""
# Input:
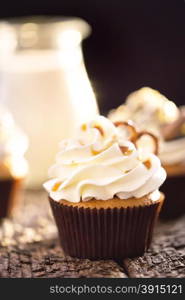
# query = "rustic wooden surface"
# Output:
<box><xmin>0</xmin><ymin>190</ymin><xmax>184</xmax><ymax>278</ymax></box>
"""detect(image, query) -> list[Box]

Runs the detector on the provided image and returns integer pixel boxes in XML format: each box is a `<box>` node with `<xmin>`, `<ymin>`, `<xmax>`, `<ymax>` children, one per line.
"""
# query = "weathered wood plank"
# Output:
<box><xmin>0</xmin><ymin>241</ymin><xmax>126</xmax><ymax>278</ymax></box>
<box><xmin>124</xmin><ymin>217</ymin><xmax>185</xmax><ymax>277</ymax></box>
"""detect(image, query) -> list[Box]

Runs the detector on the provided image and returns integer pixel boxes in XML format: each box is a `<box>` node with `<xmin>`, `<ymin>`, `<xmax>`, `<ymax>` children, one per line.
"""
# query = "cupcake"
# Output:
<box><xmin>108</xmin><ymin>87</ymin><xmax>178</xmax><ymax>135</ymax></box>
<box><xmin>109</xmin><ymin>87</ymin><xmax>185</xmax><ymax>218</ymax></box>
<box><xmin>44</xmin><ymin>115</ymin><xmax>166</xmax><ymax>260</ymax></box>
<box><xmin>0</xmin><ymin>106</ymin><xmax>28</xmax><ymax>219</ymax></box>
<box><xmin>158</xmin><ymin>107</ymin><xmax>185</xmax><ymax>218</ymax></box>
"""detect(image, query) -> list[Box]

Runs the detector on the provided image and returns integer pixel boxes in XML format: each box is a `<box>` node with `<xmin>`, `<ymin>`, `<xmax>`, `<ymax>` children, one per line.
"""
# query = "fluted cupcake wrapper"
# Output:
<box><xmin>49</xmin><ymin>197</ymin><xmax>163</xmax><ymax>260</ymax></box>
<box><xmin>0</xmin><ymin>179</ymin><xmax>23</xmax><ymax>219</ymax></box>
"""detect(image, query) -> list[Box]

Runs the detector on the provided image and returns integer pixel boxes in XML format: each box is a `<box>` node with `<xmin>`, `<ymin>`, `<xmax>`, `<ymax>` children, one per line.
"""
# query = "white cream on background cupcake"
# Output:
<box><xmin>108</xmin><ymin>87</ymin><xmax>185</xmax><ymax>168</ymax></box>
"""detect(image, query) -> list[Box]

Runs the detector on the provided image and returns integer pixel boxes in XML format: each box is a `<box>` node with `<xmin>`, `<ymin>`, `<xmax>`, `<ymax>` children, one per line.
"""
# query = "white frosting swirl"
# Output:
<box><xmin>44</xmin><ymin>116</ymin><xmax>166</xmax><ymax>202</ymax></box>
<box><xmin>159</xmin><ymin>138</ymin><xmax>185</xmax><ymax>165</ymax></box>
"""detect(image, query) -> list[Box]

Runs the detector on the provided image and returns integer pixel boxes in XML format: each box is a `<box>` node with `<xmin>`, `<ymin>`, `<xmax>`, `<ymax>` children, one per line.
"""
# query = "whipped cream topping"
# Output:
<box><xmin>109</xmin><ymin>87</ymin><xmax>185</xmax><ymax>166</ymax></box>
<box><xmin>159</xmin><ymin>137</ymin><xmax>185</xmax><ymax>165</ymax></box>
<box><xmin>109</xmin><ymin>87</ymin><xmax>179</xmax><ymax>136</ymax></box>
<box><xmin>44</xmin><ymin>116</ymin><xmax>166</xmax><ymax>202</ymax></box>
<box><xmin>0</xmin><ymin>105</ymin><xmax>28</xmax><ymax>178</ymax></box>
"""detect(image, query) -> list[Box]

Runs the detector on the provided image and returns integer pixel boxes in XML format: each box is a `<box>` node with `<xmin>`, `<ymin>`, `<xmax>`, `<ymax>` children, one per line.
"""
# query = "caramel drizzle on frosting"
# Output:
<box><xmin>114</xmin><ymin>121</ymin><xmax>137</xmax><ymax>141</ymax></box>
<box><xmin>93</xmin><ymin>125</ymin><xmax>104</xmax><ymax>136</ymax></box>
<box><xmin>120</xmin><ymin>146</ymin><xmax>133</xmax><ymax>155</ymax></box>
<box><xmin>81</xmin><ymin>123</ymin><xmax>87</xmax><ymax>131</ymax></box>
<box><xmin>81</xmin><ymin>123</ymin><xmax>104</xmax><ymax>136</ymax></box>
<box><xmin>81</xmin><ymin>124</ymin><xmax>104</xmax><ymax>152</ymax></box>
<box><xmin>143</xmin><ymin>159</ymin><xmax>152</xmax><ymax>169</ymax></box>
<box><xmin>91</xmin><ymin>149</ymin><xmax>101</xmax><ymax>156</ymax></box>
<box><xmin>134</xmin><ymin>131</ymin><xmax>159</xmax><ymax>155</ymax></box>
<box><xmin>114</xmin><ymin>121</ymin><xmax>159</xmax><ymax>155</ymax></box>
<box><xmin>52</xmin><ymin>181</ymin><xmax>62</xmax><ymax>192</ymax></box>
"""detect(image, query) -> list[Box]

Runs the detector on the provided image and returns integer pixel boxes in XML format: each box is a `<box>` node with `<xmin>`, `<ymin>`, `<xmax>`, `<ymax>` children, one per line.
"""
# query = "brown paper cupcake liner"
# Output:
<box><xmin>0</xmin><ymin>179</ymin><xmax>23</xmax><ymax>219</ymax></box>
<box><xmin>160</xmin><ymin>175</ymin><xmax>185</xmax><ymax>219</ymax></box>
<box><xmin>49</xmin><ymin>197</ymin><xmax>163</xmax><ymax>260</ymax></box>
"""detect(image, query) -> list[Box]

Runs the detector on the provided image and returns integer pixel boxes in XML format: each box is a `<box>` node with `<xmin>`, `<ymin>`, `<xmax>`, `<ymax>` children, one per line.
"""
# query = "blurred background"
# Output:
<box><xmin>0</xmin><ymin>0</ymin><xmax>185</xmax><ymax>112</ymax></box>
<box><xmin>0</xmin><ymin>0</ymin><xmax>185</xmax><ymax>188</ymax></box>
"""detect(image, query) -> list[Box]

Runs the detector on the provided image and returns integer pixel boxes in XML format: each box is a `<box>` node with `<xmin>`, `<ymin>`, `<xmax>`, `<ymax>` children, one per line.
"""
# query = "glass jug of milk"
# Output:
<box><xmin>0</xmin><ymin>17</ymin><xmax>98</xmax><ymax>188</ymax></box>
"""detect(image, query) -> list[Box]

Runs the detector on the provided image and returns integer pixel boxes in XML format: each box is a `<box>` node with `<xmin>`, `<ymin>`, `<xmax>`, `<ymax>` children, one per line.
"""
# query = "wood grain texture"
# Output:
<box><xmin>0</xmin><ymin>241</ymin><xmax>126</xmax><ymax>278</ymax></box>
<box><xmin>124</xmin><ymin>217</ymin><xmax>185</xmax><ymax>277</ymax></box>
<box><xmin>0</xmin><ymin>190</ymin><xmax>185</xmax><ymax>278</ymax></box>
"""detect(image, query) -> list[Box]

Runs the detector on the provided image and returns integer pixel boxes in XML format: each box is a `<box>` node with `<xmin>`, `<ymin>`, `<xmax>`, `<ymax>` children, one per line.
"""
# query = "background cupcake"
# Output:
<box><xmin>0</xmin><ymin>105</ymin><xmax>28</xmax><ymax>219</ymax></box>
<box><xmin>44</xmin><ymin>116</ymin><xmax>166</xmax><ymax>260</ymax></box>
<box><xmin>108</xmin><ymin>87</ymin><xmax>178</xmax><ymax>135</ymax></box>
<box><xmin>109</xmin><ymin>87</ymin><xmax>185</xmax><ymax>218</ymax></box>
